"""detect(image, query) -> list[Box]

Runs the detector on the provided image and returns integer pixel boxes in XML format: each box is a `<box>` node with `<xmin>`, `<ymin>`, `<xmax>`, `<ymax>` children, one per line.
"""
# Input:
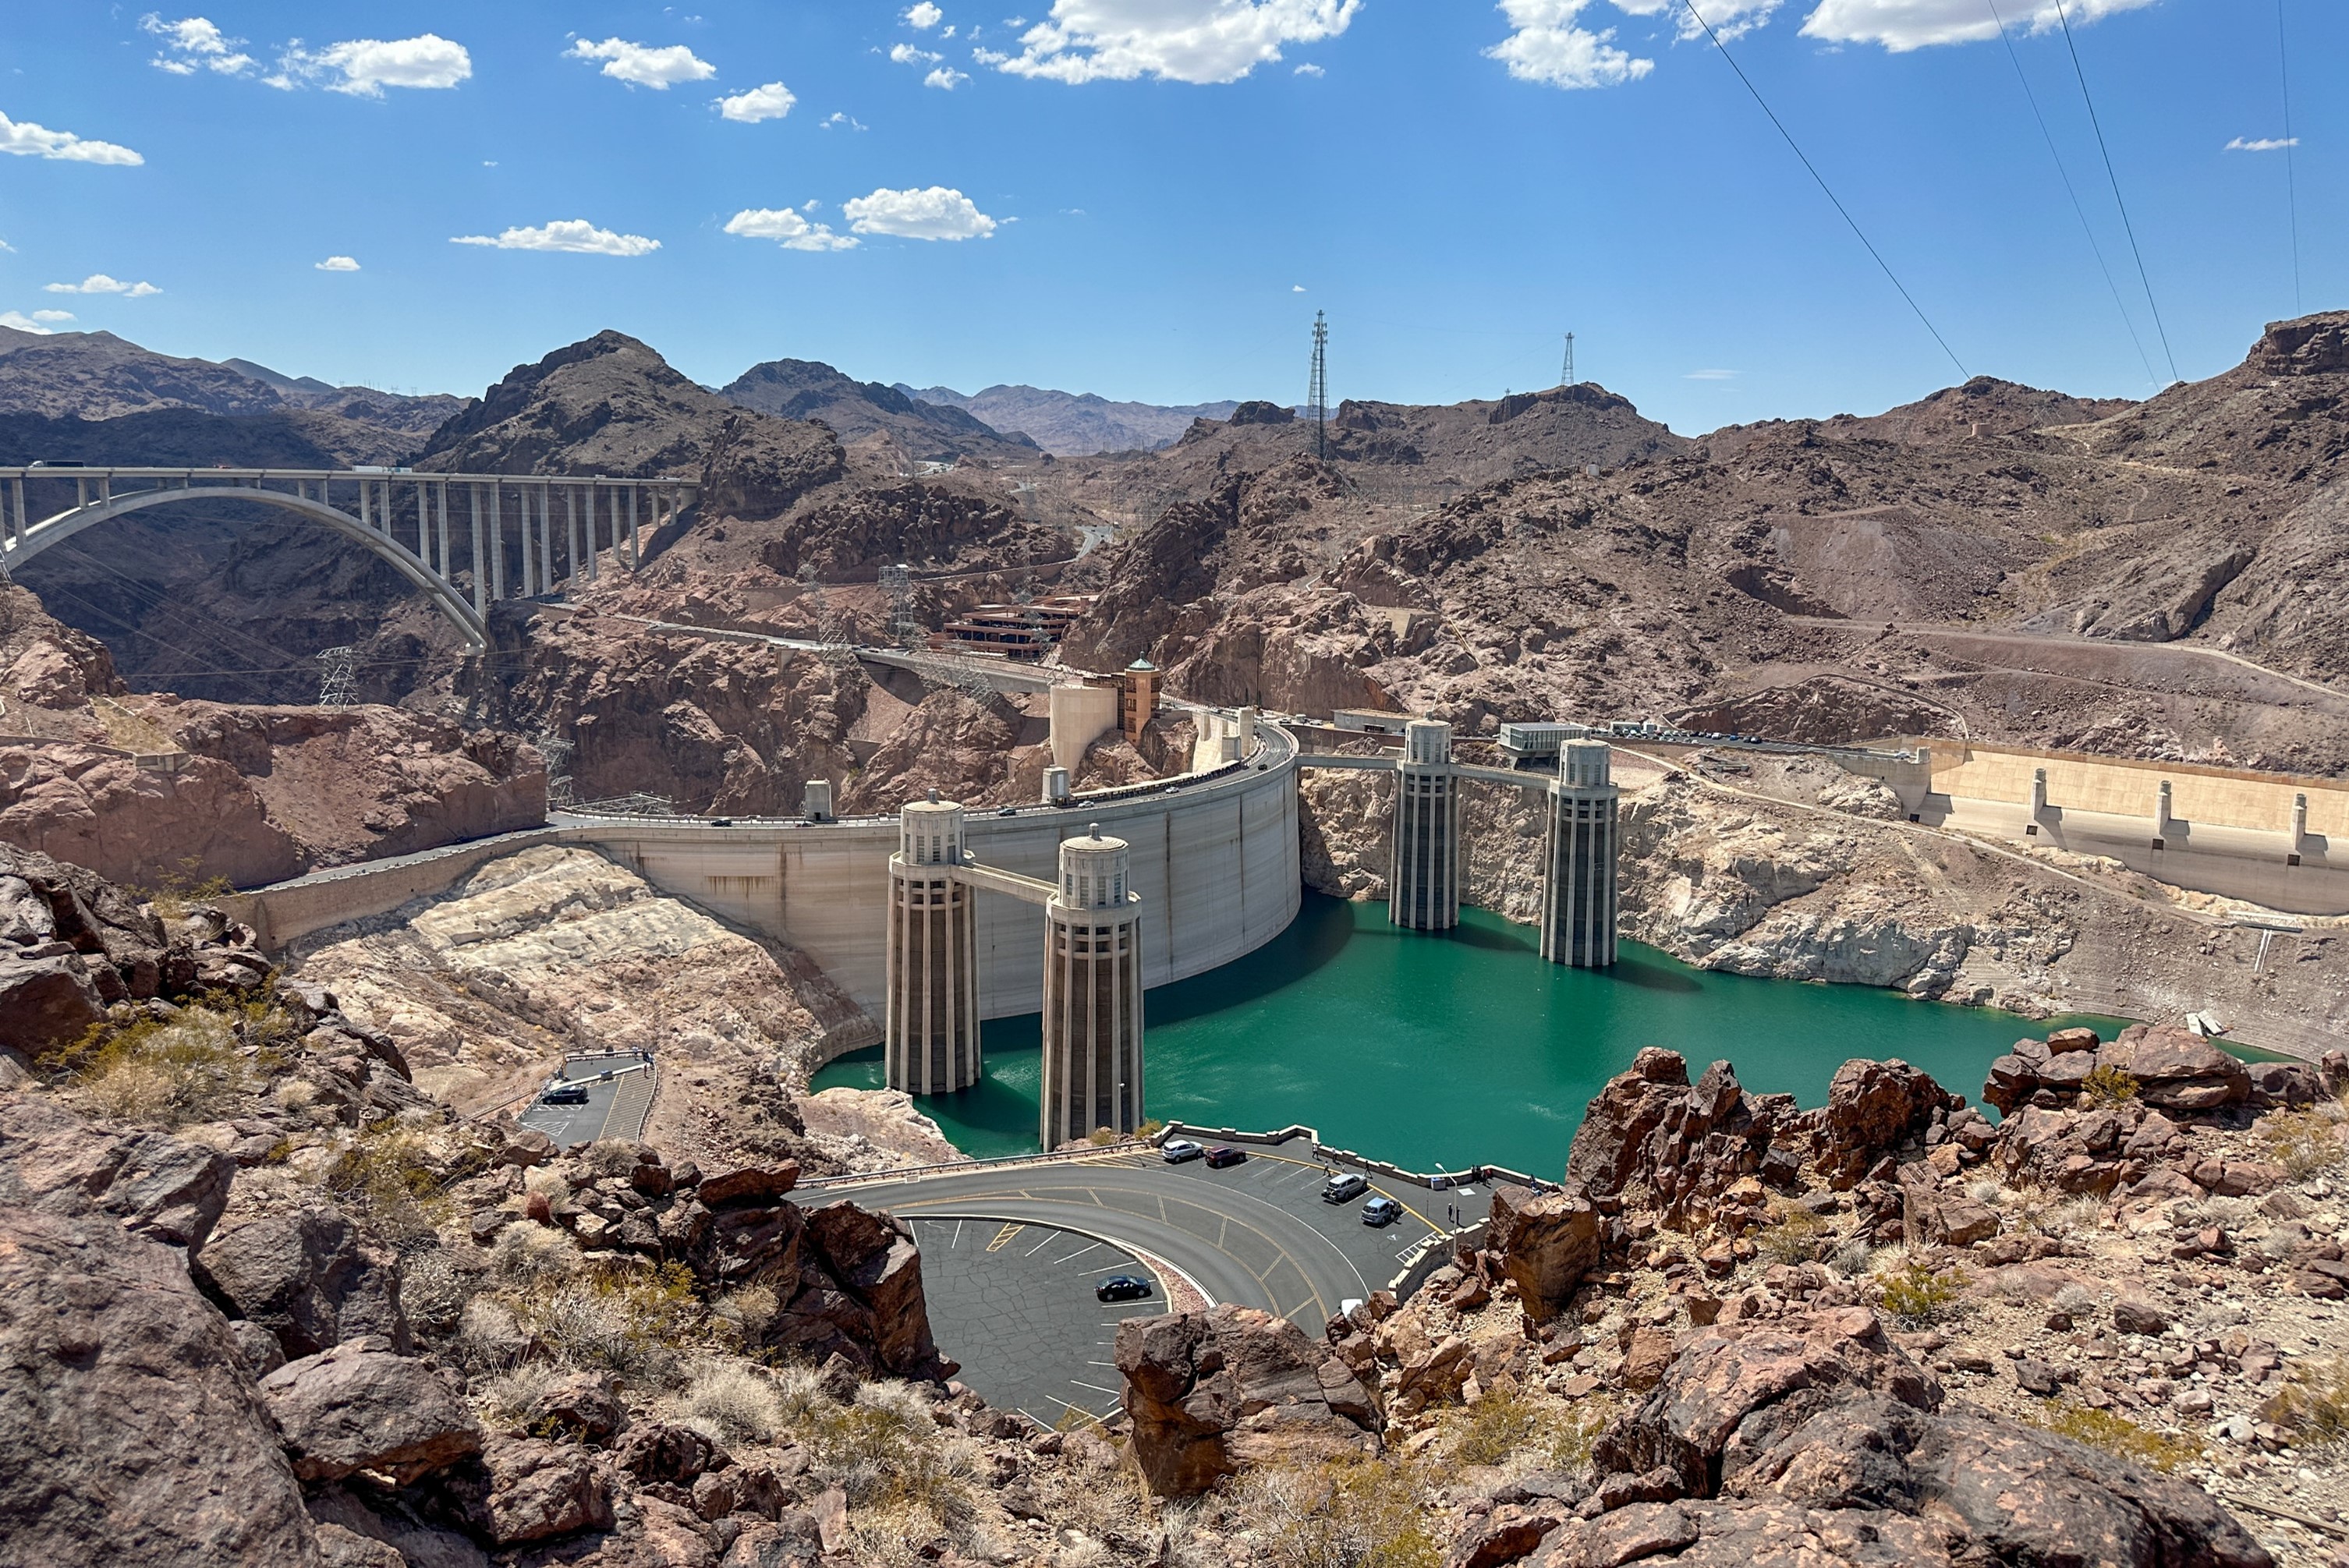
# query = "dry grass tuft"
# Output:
<box><xmin>1231</xmin><ymin>1457</ymin><xmax>1442</xmax><ymax>1568</ymax></box>
<box><xmin>2032</xmin><ymin>1402</ymin><xmax>2200</xmax><ymax>1472</ymax></box>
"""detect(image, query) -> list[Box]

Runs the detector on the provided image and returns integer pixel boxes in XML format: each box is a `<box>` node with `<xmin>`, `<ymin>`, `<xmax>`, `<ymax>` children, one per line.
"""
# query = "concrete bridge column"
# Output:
<box><xmin>2293</xmin><ymin>792</ymin><xmax>2310</xmax><ymax>852</ymax></box>
<box><xmin>2156</xmin><ymin>780</ymin><xmax>2176</xmax><ymax>844</ymax></box>
<box><xmin>885</xmin><ymin>796</ymin><xmax>981</xmax><ymax>1096</ymax></box>
<box><xmin>1541</xmin><ymin>742</ymin><xmax>1620</xmax><ymax>968</ymax></box>
<box><xmin>2030</xmin><ymin>767</ymin><xmax>2049</xmax><ymax>818</ymax></box>
<box><xmin>1391</xmin><ymin>720</ymin><xmax>1459</xmax><ymax>930</ymax></box>
<box><xmin>469</xmin><ymin>485</ymin><xmax>489</xmax><ymax>614</ymax></box>
<box><xmin>1040</xmin><ymin>826</ymin><xmax>1145</xmax><ymax>1149</ymax></box>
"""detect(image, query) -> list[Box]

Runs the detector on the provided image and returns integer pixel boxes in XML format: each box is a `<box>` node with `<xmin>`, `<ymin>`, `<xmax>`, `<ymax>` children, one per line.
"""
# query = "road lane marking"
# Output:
<box><xmin>985</xmin><ymin>1223</ymin><xmax>1025</xmax><ymax>1252</ymax></box>
<box><xmin>1026</xmin><ymin>1231</ymin><xmax>1058</xmax><ymax>1257</ymax></box>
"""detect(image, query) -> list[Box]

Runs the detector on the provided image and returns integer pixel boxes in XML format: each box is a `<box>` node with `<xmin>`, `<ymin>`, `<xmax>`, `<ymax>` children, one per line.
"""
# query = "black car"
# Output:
<box><xmin>1096</xmin><ymin>1274</ymin><xmax>1153</xmax><ymax>1303</ymax></box>
<box><xmin>539</xmin><ymin>1083</ymin><xmax>590</xmax><ymax>1106</ymax></box>
<box><xmin>1321</xmin><ymin>1173</ymin><xmax>1369</xmax><ymax>1205</ymax></box>
<box><xmin>1203</xmin><ymin>1146</ymin><xmax>1246</xmax><ymax>1169</ymax></box>
<box><xmin>1361</xmin><ymin>1196</ymin><xmax>1403</xmax><ymax>1227</ymax></box>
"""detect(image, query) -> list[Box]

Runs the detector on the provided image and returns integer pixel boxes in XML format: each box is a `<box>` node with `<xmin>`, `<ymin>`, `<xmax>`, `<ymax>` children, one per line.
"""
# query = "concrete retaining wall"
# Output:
<box><xmin>218</xmin><ymin>827</ymin><xmax>566</xmax><ymax>950</ymax></box>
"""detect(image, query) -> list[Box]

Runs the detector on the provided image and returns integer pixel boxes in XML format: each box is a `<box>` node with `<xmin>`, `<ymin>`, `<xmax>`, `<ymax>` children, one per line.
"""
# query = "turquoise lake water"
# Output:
<box><xmin>812</xmin><ymin>894</ymin><xmax>2135</xmax><ymax>1176</ymax></box>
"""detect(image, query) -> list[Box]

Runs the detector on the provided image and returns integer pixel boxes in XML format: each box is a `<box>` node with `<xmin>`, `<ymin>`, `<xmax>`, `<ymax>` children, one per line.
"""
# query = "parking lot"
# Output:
<box><xmin>516</xmin><ymin>1052</ymin><xmax>654</xmax><ymax>1145</ymax></box>
<box><xmin>824</xmin><ymin>1133</ymin><xmax>1502</xmax><ymax>1421</ymax></box>
<box><xmin>904</xmin><ymin>1218</ymin><xmax>1160</xmax><ymax>1425</ymax></box>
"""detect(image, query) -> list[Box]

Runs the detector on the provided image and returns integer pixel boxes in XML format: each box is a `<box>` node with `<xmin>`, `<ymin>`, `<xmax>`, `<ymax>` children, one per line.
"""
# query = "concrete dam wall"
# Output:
<box><xmin>229</xmin><ymin>724</ymin><xmax>1305</xmax><ymax>1025</ymax></box>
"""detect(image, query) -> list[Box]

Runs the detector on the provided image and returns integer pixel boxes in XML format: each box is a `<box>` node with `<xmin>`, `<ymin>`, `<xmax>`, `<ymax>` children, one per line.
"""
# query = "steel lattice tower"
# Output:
<box><xmin>1306</xmin><ymin>311</ymin><xmax>1329</xmax><ymax>460</ymax></box>
<box><xmin>316</xmin><ymin>645</ymin><xmax>356</xmax><ymax>706</ymax></box>
<box><xmin>1561</xmin><ymin>331</ymin><xmax>1575</xmax><ymax>388</ymax></box>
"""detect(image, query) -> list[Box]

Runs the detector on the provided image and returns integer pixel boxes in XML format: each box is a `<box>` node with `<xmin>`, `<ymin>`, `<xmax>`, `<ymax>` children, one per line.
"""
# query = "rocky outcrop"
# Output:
<box><xmin>1117</xmin><ymin>1305</ymin><xmax>1382</xmax><ymax>1497</ymax></box>
<box><xmin>1564</xmin><ymin>1051</ymin><xmax>1798</xmax><ymax>1226</ymax></box>
<box><xmin>0</xmin><ymin>1102</ymin><xmax>317</xmax><ymax>1567</ymax></box>
<box><xmin>1537</xmin><ymin>1309</ymin><xmax>2272</xmax><ymax>1568</ymax></box>
<box><xmin>1486</xmin><ymin>1181</ymin><xmax>1602</xmax><ymax>1320</ymax></box>
<box><xmin>198</xmin><ymin>1204</ymin><xmax>413</xmax><ymax>1359</ymax></box>
<box><xmin>1805</xmin><ymin>1057</ymin><xmax>1960</xmax><ymax>1188</ymax></box>
<box><xmin>260</xmin><ymin>1341</ymin><xmax>482</xmax><ymax>1484</ymax></box>
<box><xmin>1984</xmin><ymin>1023</ymin><xmax>2256</xmax><ymax>1115</ymax></box>
<box><xmin>0</xmin><ymin>1092</ymin><xmax>234</xmax><ymax>1251</ymax></box>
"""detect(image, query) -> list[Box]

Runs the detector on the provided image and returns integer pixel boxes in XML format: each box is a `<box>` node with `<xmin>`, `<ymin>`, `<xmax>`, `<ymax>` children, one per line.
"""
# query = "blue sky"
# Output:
<box><xmin>0</xmin><ymin>2</ymin><xmax>2336</xmax><ymax>434</ymax></box>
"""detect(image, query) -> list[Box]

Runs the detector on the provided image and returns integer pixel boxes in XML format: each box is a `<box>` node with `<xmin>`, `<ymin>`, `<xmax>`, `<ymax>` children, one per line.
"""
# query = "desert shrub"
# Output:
<box><xmin>491</xmin><ymin>1223</ymin><xmax>581</xmax><ymax>1290</ymax></box>
<box><xmin>2082</xmin><ymin>1064</ymin><xmax>2140</xmax><ymax>1106</ymax></box>
<box><xmin>2264</xmin><ymin>1360</ymin><xmax>2349</xmax><ymax>1453</ymax></box>
<box><xmin>519</xmin><ymin>1262</ymin><xmax>701</xmax><ymax>1383</ymax></box>
<box><xmin>1231</xmin><ymin>1458</ymin><xmax>1442</xmax><ymax>1568</ymax></box>
<box><xmin>399</xmin><ymin>1245</ymin><xmax>474</xmax><ymax>1338</ymax></box>
<box><xmin>682</xmin><ymin>1357</ymin><xmax>788</xmax><ymax>1445</ymax></box>
<box><xmin>1441</xmin><ymin>1390</ymin><xmax>1614</xmax><ymax>1472</ymax></box>
<box><xmin>710</xmin><ymin>1283</ymin><xmax>780</xmax><ymax>1347</ymax></box>
<box><xmin>452</xmin><ymin>1296</ymin><xmax>530</xmax><ymax>1374</ymax></box>
<box><xmin>584</xmin><ymin>1139</ymin><xmax>643</xmax><ymax>1179</ymax></box>
<box><xmin>1825</xmin><ymin>1237</ymin><xmax>1875</xmax><ymax>1279</ymax></box>
<box><xmin>2014</xmin><ymin>1190</ymin><xmax>2106</xmax><ymax>1238</ymax></box>
<box><xmin>477</xmin><ymin>1362</ymin><xmax>560</xmax><ymax>1428</ymax></box>
<box><xmin>2033</xmin><ymin>1403</ymin><xmax>2199</xmax><ymax>1472</ymax></box>
<box><xmin>2051</xmin><ymin>1284</ymin><xmax>2095</xmax><ymax>1317</ymax></box>
<box><xmin>63</xmin><ymin>1007</ymin><xmax>262</xmax><ymax>1127</ymax></box>
<box><xmin>1756</xmin><ymin>1201</ymin><xmax>1829</xmax><ymax>1266</ymax></box>
<box><xmin>2261</xmin><ymin>1109</ymin><xmax>2347</xmax><ymax>1180</ymax></box>
<box><xmin>326</xmin><ymin>1124</ymin><xmax>453</xmax><ymax>1240</ymax></box>
<box><xmin>802</xmin><ymin>1381</ymin><xmax>973</xmax><ymax>1519</ymax></box>
<box><xmin>1875</xmin><ymin>1259</ymin><xmax>1968</xmax><ymax>1327</ymax></box>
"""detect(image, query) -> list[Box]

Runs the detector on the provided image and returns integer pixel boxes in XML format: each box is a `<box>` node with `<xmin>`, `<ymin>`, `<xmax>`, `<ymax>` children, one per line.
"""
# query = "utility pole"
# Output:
<box><xmin>1561</xmin><ymin>332</ymin><xmax>1575</xmax><ymax>388</ymax></box>
<box><xmin>1307</xmin><ymin>310</ymin><xmax>1329</xmax><ymax>461</ymax></box>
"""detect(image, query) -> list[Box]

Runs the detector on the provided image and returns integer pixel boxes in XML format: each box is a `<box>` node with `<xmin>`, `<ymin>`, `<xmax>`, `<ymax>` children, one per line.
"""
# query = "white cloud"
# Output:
<box><xmin>1798</xmin><ymin>0</ymin><xmax>2153</xmax><ymax>52</ymax></box>
<box><xmin>2</xmin><ymin>311</ymin><xmax>63</xmax><ymax>333</ymax></box>
<box><xmin>0</xmin><ymin>111</ymin><xmax>144</xmax><ymax>165</ymax></box>
<box><xmin>891</xmin><ymin>43</ymin><xmax>944</xmax><ymax>64</ymax></box>
<box><xmin>277</xmin><ymin>34</ymin><xmax>473</xmax><ymax>94</ymax></box>
<box><xmin>906</xmin><ymin>2</ymin><xmax>947</xmax><ymax>25</ymax></box>
<box><xmin>978</xmin><ymin>0</ymin><xmax>1359</xmax><ymax>84</ymax></box>
<box><xmin>32</xmin><ymin>309</ymin><xmax>73</xmax><ymax>322</ymax></box>
<box><xmin>1486</xmin><ymin>1</ymin><xmax>1651</xmax><ymax>90</ymax></box>
<box><xmin>142</xmin><ymin>14</ymin><xmax>258</xmax><ymax>75</ymax></box>
<box><xmin>1612</xmin><ymin>0</ymin><xmax>1780</xmax><ymax>43</ymax></box>
<box><xmin>1292</xmin><ymin>283</ymin><xmax>1306</xmax><ymax>292</ymax></box>
<box><xmin>716</xmin><ymin>81</ymin><xmax>796</xmax><ymax>122</ymax></box>
<box><xmin>1685</xmin><ymin>368</ymin><xmax>1737</xmax><ymax>380</ymax></box>
<box><xmin>723</xmin><ymin>207</ymin><xmax>859</xmax><ymax>251</ymax></box>
<box><xmin>315</xmin><ymin>255</ymin><xmax>360</xmax><ymax>271</ymax></box>
<box><xmin>566</xmin><ymin>37</ymin><xmax>717</xmax><ymax>89</ymax></box>
<box><xmin>823</xmin><ymin>111</ymin><xmax>869</xmax><ymax>130</ymax></box>
<box><xmin>1293</xmin><ymin>61</ymin><xmax>1323</xmax><ymax>74</ymax></box>
<box><xmin>449</xmin><ymin>221</ymin><xmax>659</xmax><ymax>257</ymax></box>
<box><xmin>44</xmin><ymin>274</ymin><xmax>162</xmax><ymax>297</ymax></box>
<box><xmin>926</xmin><ymin>65</ymin><xmax>972</xmax><ymax>88</ymax></box>
<box><xmin>844</xmin><ymin>186</ymin><xmax>998</xmax><ymax>240</ymax></box>
<box><xmin>2225</xmin><ymin>136</ymin><xmax>2298</xmax><ymax>153</ymax></box>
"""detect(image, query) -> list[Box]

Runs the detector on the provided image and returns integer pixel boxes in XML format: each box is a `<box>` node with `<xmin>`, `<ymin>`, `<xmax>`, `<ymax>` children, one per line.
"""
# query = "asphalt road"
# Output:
<box><xmin>824</xmin><ymin>1137</ymin><xmax>1495</xmax><ymax>1354</ymax></box>
<box><xmin>904</xmin><ymin>1217</ymin><xmax>1160</xmax><ymax>1425</ymax></box>
<box><xmin>517</xmin><ymin>1053</ymin><xmax>653</xmax><ymax>1145</ymax></box>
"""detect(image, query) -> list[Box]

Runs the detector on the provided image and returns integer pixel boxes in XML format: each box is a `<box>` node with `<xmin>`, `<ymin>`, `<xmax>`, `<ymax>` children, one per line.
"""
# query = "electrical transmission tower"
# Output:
<box><xmin>1306</xmin><ymin>310</ymin><xmax>1329</xmax><ymax>460</ymax></box>
<box><xmin>535</xmin><ymin>731</ymin><xmax>576</xmax><ymax>810</ymax></box>
<box><xmin>1561</xmin><ymin>332</ymin><xmax>1575</xmax><ymax>388</ymax></box>
<box><xmin>879</xmin><ymin>562</ymin><xmax>922</xmax><ymax>651</ymax></box>
<box><xmin>316</xmin><ymin>646</ymin><xmax>356</xmax><ymax>707</ymax></box>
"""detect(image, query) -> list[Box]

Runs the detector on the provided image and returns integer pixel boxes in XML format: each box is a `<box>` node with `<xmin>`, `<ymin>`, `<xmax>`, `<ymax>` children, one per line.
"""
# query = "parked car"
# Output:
<box><xmin>540</xmin><ymin>1083</ymin><xmax>590</xmax><ymax>1106</ymax></box>
<box><xmin>1203</xmin><ymin>1146</ymin><xmax>1246</xmax><ymax>1169</ymax></box>
<box><xmin>1361</xmin><ymin>1195</ymin><xmax>1403</xmax><ymax>1227</ymax></box>
<box><xmin>1160</xmin><ymin>1139</ymin><xmax>1204</xmax><ymax>1163</ymax></box>
<box><xmin>1096</xmin><ymin>1274</ymin><xmax>1153</xmax><ymax>1303</ymax></box>
<box><xmin>1322</xmin><ymin>1173</ymin><xmax>1369</xmax><ymax>1205</ymax></box>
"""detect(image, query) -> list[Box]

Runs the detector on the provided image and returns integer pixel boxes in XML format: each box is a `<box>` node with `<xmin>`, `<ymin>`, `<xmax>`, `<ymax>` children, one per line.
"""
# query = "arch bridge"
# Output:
<box><xmin>0</xmin><ymin>465</ymin><xmax>699</xmax><ymax>649</ymax></box>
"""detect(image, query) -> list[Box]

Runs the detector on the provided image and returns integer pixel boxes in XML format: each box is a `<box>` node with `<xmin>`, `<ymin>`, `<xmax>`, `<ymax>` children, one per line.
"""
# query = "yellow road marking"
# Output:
<box><xmin>985</xmin><ymin>1223</ymin><xmax>1024</xmax><ymax>1252</ymax></box>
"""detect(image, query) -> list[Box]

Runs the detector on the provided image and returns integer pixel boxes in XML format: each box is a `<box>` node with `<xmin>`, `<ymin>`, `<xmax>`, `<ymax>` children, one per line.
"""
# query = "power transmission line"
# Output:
<box><xmin>2050</xmin><ymin>0</ymin><xmax>2177</xmax><ymax>383</ymax></box>
<box><xmin>2278</xmin><ymin>0</ymin><xmax>2301</xmax><ymax>314</ymax></box>
<box><xmin>1680</xmin><ymin>0</ymin><xmax>1968</xmax><ymax>380</ymax></box>
<box><xmin>1982</xmin><ymin>0</ymin><xmax>2158</xmax><ymax>389</ymax></box>
<box><xmin>1306</xmin><ymin>311</ymin><xmax>1330</xmax><ymax>460</ymax></box>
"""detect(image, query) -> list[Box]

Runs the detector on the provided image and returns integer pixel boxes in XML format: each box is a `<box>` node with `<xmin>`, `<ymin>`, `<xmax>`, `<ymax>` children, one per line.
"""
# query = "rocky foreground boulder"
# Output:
<box><xmin>0</xmin><ymin>1105</ymin><xmax>317</xmax><ymax>1566</ymax></box>
<box><xmin>1116</xmin><ymin>1304</ymin><xmax>1382</xmax><ymax>1496</ymax></box>
<box><xmin>1529</xmin><ymin>1308</ymin><xmax>2273</xmax><ymax>1568</ymax></box>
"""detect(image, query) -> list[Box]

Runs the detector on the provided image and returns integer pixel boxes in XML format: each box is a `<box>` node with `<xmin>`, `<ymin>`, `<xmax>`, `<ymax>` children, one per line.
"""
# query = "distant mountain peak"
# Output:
<box><xmin>896</xmin><ymin>383</ymin><xmax>1242</xmax><ymax>455</ymax></box>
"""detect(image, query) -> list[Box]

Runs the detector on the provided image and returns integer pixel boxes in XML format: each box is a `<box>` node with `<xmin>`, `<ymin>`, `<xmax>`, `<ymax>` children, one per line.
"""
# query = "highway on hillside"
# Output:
<box><xmin>818</xmin><ymin>1142</ymin><xmax>1493</xmax><ymax>1333</ymax></box>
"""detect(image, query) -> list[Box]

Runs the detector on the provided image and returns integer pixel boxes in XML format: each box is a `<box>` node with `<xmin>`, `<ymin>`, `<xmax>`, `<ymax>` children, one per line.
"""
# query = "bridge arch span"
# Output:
<box><xmin>6</xmin><ymin>486</ymin><xmax>489</xmax><ymax>647</ymax></box>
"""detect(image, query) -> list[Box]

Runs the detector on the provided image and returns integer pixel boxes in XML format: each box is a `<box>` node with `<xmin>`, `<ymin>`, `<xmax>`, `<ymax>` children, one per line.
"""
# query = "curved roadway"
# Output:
<box><xmin>820</xmin><ymin>1144</ymin><xmax>1484</xmax><ymax>1332</ymax></box>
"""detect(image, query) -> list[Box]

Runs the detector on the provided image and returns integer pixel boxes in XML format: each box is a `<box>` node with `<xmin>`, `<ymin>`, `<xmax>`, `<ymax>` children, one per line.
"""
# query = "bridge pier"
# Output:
<box><xmin>1391</xmin><ymin>720</ymin><xmax>1460</xmax><ymax>930</ymax></box>
<box><xmin>1540</xmin><ymin>742</ymin><xmax>1619</xmax><ymax>968</ymax></box>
